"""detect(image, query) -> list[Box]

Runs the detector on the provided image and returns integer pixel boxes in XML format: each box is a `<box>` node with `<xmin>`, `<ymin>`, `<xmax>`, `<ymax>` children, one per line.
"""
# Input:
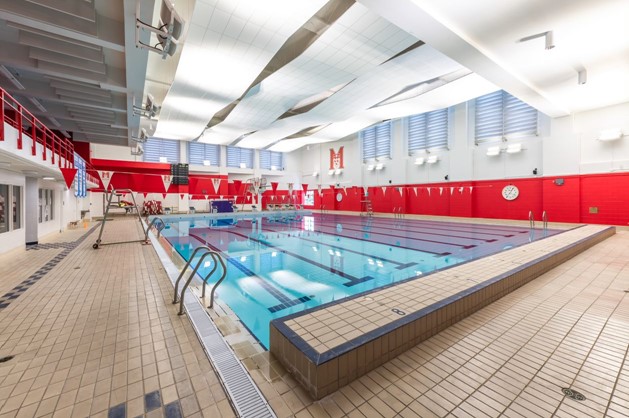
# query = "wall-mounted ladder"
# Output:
<box><xmin>172</xmin><ymin>246</ymin><xmax>226</xmax><ymax>315</ymax></box>
<box><xmin>93</xmin><ymin>189</ymin><xmax>146</xmax><ymax>249</ymax></box>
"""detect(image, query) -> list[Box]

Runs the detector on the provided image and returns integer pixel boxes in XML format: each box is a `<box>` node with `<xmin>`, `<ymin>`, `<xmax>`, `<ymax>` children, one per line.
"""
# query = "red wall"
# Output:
<box><xmin>88</xmin><ymin>159</ymin><xmax>629</xmax><ymax>226</ymax></box>
<box><xmin>304</xmin><ymin>173</ymin><xmax>629</xmax><ymax>226</ymax></box>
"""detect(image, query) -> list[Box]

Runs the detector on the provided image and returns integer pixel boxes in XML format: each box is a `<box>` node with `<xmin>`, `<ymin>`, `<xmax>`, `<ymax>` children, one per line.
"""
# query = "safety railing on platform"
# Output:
<box><xmin>1</xmin><ymin>87</ymin><xmax>75</xmax><ymax>168</ymax></box>
<box><xmin>172</xmin><ymin>246</ymin><xmax>226</xmax><ymax>315</ymax></box>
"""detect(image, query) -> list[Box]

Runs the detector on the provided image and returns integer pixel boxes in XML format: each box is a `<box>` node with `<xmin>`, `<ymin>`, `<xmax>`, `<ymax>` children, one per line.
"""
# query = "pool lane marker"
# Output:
<box><xmin>259</xmin><ymin>225</ymin><xmax>418</xmax><ymax>270</ymax></box>
<box><xmin>186</xmin><ymin>232</ymin><xmax>312</xmax><ymax>313</ymax></box>
<box><xmin>209</xmin><ymin>229</ymin><xmax>377</xmax><ymax>288</ymax></box>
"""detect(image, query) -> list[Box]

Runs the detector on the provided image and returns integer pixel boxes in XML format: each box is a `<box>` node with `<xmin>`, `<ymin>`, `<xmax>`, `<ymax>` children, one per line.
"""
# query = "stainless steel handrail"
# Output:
<box><xmin>529</xmin><ymin>210</ymin><xmax>535</xmax><ymax>229</ymax></box>
<box><xmin>172</xmin><ymin>246</ymin><xmax>211</xmax><ymax>304</ymax></box>
<box><xmin>208</xmin><ymin>255</ymin><xmax>228</xmax><ymax>309</ymax></box>
<box><xmin>542</xmin><ymin>210</ymin><xmax>548</xmax><ymax>231</ymax></box>
<box><xmin>144</xmin><ymin>216</ymin><xmax>165</xmax><ymax>242</ymax></box>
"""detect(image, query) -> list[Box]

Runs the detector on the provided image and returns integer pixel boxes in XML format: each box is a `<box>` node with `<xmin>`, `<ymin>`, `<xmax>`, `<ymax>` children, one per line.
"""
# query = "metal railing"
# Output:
<box><xmin>93</xmin><ymin>189</ymin><xmax>146</xmax><ymax>249</ymax></box>
<box><xmin>172</xmin><ymin>246</ymin><xmax>226</xmax><ymax>315</ymax></box>
<box><xmin>542</xmin><ymin>210</ymin><xmax>548</xmax><ymax>231</ymax></box>
<box><xmin>529</xmin><ymin>210</ymin><xmax>535</xmax><ymax>229</ymax></box>
<box><xmin>1</xmin><ymin>87</ymin><xmax>75</xmax><ymax>168</ymax></box>
<box><xmin>144</xmin><ymin>217</ymin><xmax>166</xmax><ymax>242</ymax></box>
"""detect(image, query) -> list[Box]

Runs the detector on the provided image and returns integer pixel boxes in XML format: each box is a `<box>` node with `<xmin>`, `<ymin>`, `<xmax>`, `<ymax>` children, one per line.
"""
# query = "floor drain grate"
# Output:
<box><xmin>0</xmin><ymin>355</ymin><xmax>15</xmax><ymax>363</ymax></box>
<box><xmin>562</xmin><ymin>387</ymin><xmax>586</xmax><ymax>401</ymax></box>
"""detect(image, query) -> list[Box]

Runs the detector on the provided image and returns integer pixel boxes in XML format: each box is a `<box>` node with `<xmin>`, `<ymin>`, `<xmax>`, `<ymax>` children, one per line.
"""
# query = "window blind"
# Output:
<box><xmin>408</xmin><ymin>108</ymin><xmax>448</xmax><ymax>153</ymax></box>
<box><xmin>188</xmin><ymin>142</ymin><xmax>220</xmax><ymax>166</ymax></box>
<box><xmin>475</xmin><ymin>90</ymin><xmax>538</xmax><ymax>143</ymax></box>
<box><xmin>259</xmin><ymin>150</ymin><xmax>283</xmax><ymax>170</ymax></box>
<box><xmin>361</xmin><ymin>121</ymin><xmax>391</xmax><ymax>161</ymax></box>
<box><xmin>226</xmin><ymin>146</ymin><xmax>253</xmax><ymax>168</ymax></box>
<box><xmin>143</xmin><ymin>138</ymin><xmax>180</xmax><ymax>163</ymax></box>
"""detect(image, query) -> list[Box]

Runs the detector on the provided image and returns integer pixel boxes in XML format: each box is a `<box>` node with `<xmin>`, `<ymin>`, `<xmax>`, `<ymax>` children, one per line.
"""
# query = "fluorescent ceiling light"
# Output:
<box><xmin>598</xmin><ymin>128</ymin><xmax>623</xmax><ymax>141</ymax></box>
<box><xmin>427</xmin><ymin>155</ymin><xmax>438</xmax><ymax>164</ymax></box>
<box><xmin>506</xmin><ymin>143</ymin><xmax>522</xmax><ymax>154</ymax></box>
<box><xmin>414</xmin><ymin>157</ymin><xmax>425</xmax><ymax>165</ymax></box>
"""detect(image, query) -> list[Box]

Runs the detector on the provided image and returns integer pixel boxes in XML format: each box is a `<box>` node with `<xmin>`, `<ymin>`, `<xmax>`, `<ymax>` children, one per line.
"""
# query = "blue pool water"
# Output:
<box><xmin>156</xmin><ymin>213</ymin><xmax>560</xmax><ymax>348</ymax></box>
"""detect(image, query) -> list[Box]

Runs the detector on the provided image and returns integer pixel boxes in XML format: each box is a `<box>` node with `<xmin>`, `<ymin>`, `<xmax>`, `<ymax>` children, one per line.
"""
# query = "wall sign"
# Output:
<box><xmin>329</xmin><ymin>146</ymin><xmax>344</xmax><ymax>170</ymax></box>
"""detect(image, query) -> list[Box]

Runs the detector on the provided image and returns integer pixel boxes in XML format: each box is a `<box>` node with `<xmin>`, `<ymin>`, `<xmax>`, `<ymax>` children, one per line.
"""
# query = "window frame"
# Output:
<box><xmin>474</xmin><ymin>90</ymin><xmax>539</xmax><ymax>144</ymax></box>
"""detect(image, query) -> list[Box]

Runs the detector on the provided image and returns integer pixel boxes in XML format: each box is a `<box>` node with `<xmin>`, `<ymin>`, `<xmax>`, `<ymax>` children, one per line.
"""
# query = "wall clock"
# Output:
<box><xmin>502</xmin><ymin>185</ymin><xmax>519</xmax><ymax>201</ymax></box>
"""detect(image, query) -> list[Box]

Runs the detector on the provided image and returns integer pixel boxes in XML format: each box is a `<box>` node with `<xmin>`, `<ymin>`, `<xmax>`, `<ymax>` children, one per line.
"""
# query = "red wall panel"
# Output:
<box><xmin>542</xmin><ymin>176</ymin><xmax>580</xmax><ymax>223</ymax></box>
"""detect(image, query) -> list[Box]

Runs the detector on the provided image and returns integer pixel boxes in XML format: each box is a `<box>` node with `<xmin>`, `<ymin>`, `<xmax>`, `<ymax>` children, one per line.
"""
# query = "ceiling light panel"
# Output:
<box><xmin>154</xmin><ymin>0</ymin><xmax>327</xmax><ymax>140</ymax></box>
<box><xmin>206</xmin><ymin>3</ymin><xmax>418</xmax><ymax>147</ymax></box>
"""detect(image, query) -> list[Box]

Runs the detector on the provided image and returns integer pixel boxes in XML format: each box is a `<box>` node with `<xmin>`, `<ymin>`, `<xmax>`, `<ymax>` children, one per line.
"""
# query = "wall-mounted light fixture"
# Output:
<box><xmin>577</xmin><ymin>69</ymin><xmax>587</xmax><ymax>85</ymax></box>
<box><xmin>598</xmin><ymin>128</ymin><xmax>624</xmax><ymax>141</ymax></box>
<box><xmin>486</xmin><ymin>146</ymin><xmax>501</xmax><ymax>156</ymax></box>
<box><xmin>487</xmin><ymin>143</ymin><xmax>524</xmax><ymax>156</ymax></box>
<box><xmin>426</xmin><ymin>155</ymin><xmax>438</xmax><ymax>164</ymax></box>
<box><xmin>414</xmin><ymin>157</ymin><xmax>425</xmax><ymax>165</ymax></box>
<box><xmin>313</xmin><ymin>171</ymin><xmax>319</xmax><ymax>177</ymax></box>
<box><xmin>366</xmin><ymin>164</ymin><xmax>375</xmax><ymax>171</ymax></box>
<box><xmin>375</xmin><ymin>163</ymin><xmax>384</xmax><ymax>170</ymax></box>
<box><xmin>518</xmin><ymin>30</ymin><xmax>554</xmax><ymax>50</ymax></box>
<box><xmin>335</xmin><ymin>168</ymin><xmax>342</xmax><ymax>175</ymax></box>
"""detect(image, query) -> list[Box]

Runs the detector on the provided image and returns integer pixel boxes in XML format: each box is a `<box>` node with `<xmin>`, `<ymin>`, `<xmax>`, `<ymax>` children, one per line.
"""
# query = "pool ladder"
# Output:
<box><xmin>144</xmin><ymin>217</ymin><xmax>166</xmax><ymax>242</ymax></box>
<box><xmin>172</xmin><ymin>246</ymin><xmax>227</xmax><ymax>315</ymax></box>
<box><xmin>529</xmin><ymin>210</ymin><xmax>549</xmax><ymax>231</ymax></box>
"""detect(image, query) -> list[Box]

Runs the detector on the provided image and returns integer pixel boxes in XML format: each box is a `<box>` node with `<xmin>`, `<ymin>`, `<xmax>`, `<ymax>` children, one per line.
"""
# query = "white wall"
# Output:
<box><xmin>0</xmin><ymin>170</ymin><xmax>25</xmax><ymax>253</ymax></box>
<box><xmin>91</xmin><ymin>143</ymin><xmax>140</xmax><ymax>162</ymax></box>
<box><xmin>296</xmin><ymin>99</ymin><xmax>629</xmax><ymax>186</ymax></box>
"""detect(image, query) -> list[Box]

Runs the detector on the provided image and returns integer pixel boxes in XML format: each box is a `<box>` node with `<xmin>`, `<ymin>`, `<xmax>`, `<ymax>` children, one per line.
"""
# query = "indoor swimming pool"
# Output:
<box><xmin>155</xmin><ymin>213</ymin><xmax>561</xmax><ymax>348</ymax></box>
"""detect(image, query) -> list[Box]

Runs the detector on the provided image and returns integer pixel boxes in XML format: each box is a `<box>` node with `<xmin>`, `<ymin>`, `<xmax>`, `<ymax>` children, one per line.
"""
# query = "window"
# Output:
<box><xmin>74</xmin><ymin>153</ymin><xmax>87</xmax><ymax>198</ymax></box>
<box><xmin>408</xmin><ymin>108</ymin><xmax>448</xmax><ymax>153</ymax></box>
<box><xmin>304</xmin><ymin>190</ymin><xmax>314</xmax><ymax>206</ymax></box>
<box><xmin>475</xmin><ymin>90</ymin><xmax>538</xmax><ymax>143</ymax></box>
<box><xmin>226</xmin><ymin>146</ymin><xmax>253</xmax><ymax>168</ymax></box>
<box><xmin>188</xmin><ymin>142</ymin><xmax>220</xmax><ymax>166</ymax></box>
<box><xmin>12</xmin><ymin>186</ymin><xmax>20</xmax><ymax>230</ymax></box>
<box><xmin>361</xmin><ymin>121</ymin><xmax>391</xmax><ymax>161</ymax></box>
<box><xmin>0</xmin><ymin>185</ymin><xmax>7</xmax><ymax>233</ymax></box>
<box><xmin>259</xmin><ymin>150</ymin><xmax>283</xmax><ymax>170</ymax></box>
<box><xmin>39</xmin><ymin>189</ymin><xmax>54</xmax><ymax>222</ymax></box>
<box><xmin>143</xmin><ymin>138</ymin><xmax>180</xmax><ymax>163</ymax></box>
<box><xmin>0</xmin><ymin>184</ymin><xmax>22</xmax><ymax>233</ymax></box>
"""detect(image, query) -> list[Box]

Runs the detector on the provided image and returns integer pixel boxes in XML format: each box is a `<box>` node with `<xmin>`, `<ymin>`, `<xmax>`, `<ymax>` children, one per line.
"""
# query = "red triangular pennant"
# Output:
<box><xmin>302</xmin><ymin>184</ymin><xmax>308</xmax><ymax>192</ymax></box>
<box><xmin>60</xmin><ymin>167</ymin><xmax>78</xmax><ymax>188</ymax></box>
<box><xmin>271</xmin><ymin>182</ymin><xmax>279</xmax><ymax>193</ymax></box>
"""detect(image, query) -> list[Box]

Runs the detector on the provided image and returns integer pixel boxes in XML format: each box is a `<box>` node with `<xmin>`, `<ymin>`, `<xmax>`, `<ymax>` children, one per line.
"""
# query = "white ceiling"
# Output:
<box><xmin>0</xmin><ymin>0</ymin><xmax>152</xmax><ymax>146</ymax></box>
<box><xmin>1</xmin><ymin>0</ymin><xmax>626</xmax><ymax>153</ymax></box>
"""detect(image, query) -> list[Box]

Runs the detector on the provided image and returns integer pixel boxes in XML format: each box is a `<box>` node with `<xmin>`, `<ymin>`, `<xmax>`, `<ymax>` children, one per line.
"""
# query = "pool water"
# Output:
<box><xmin>157</xmin><ymin>214</ymin><xmax>560</xmax><ymax>348</ymax></box>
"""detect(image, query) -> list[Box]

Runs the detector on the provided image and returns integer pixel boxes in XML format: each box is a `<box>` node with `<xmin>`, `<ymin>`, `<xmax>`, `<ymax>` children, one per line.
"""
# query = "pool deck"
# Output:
<box><xmin>270</xmin><ymin>224</ymin><xmax>616</xmax><ymax>399</ymax></box>
<box><xmin>0</xmin><ymin>215</ymin><xmax>628</xmax><ymax>417</ymax></box>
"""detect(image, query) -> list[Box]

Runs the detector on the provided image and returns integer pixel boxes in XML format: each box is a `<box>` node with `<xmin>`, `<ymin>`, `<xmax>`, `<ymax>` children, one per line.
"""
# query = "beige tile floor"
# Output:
<box><xmin>1</xmin><ymin>217</ymin><xmax>628</xmax><ymax>418</ymax></box>
<box><xmin>0</xmin><ymin>219</ymin><xmax>235</xmax><ymax>418</ymax></box>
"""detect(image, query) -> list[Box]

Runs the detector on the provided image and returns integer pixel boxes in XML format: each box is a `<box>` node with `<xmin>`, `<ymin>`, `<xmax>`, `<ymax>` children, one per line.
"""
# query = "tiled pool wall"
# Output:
<box><xmin>269</xmin><ymin>226</ymin><xmax>616</xmax><ymax>400</ymax></box>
